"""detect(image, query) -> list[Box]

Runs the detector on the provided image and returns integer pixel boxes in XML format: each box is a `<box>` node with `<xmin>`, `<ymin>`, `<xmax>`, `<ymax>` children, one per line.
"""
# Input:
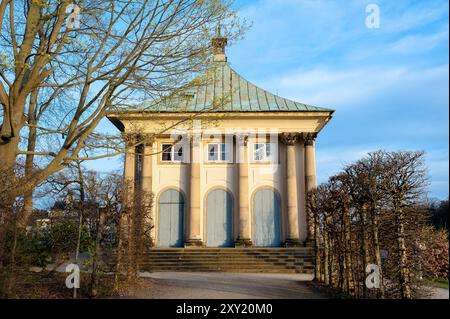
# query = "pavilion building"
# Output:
<box><xmin>107</xmin><ymin>36</ymin><xmax>333</xmax><ymax>250</ymax></box>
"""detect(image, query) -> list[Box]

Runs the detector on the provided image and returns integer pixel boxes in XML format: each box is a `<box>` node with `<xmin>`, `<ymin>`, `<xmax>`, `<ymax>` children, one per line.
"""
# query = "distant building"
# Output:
<box><xmin>107</xmin><ymin>36</ymin><xmax>333</xmax><ymax>248</ymax></box>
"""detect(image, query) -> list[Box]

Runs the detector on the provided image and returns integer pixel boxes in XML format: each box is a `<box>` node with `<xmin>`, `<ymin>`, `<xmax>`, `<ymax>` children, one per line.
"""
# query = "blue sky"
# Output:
<box><xmin>89</xmin><ymin>0</ymin><xmax>449</xmax><ymax>200</ymax></box>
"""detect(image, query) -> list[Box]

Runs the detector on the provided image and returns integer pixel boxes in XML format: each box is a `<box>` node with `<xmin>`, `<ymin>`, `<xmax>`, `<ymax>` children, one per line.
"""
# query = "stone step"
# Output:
<box><xmin>143</xmin><ymin>264</ymin><xmax>312</xmax><ymax>269</ymax></box>
<box><xmin>142</xmin><ymin>269</ymin><xmax>314</xmax><ymax>274</ymax></box>
<box><xmin>144</xmin><ymin>258</ymin><xmax>314</xmax><ymax>263</ymax></box>
<box><xmin>144</xmin><ymin>255</ymin><xmax>313</xmax><ymax>259</ymax></box>
<box><xmin>142</xmin><ymin>266</ymin><xmax>314</xmax><ymax>270</ymax></box>
<box><xmin>140</xmin><ymin>268</ymin><xmax>312</xmax><ymax>273</ymax></box>
<box><xmin>149</xmin><ymin>248</ymin><xmax>313</xmax><ymax>253</ymax></box>
<box><xmin>144</xmin><ymin>256</ymin><xmax>313</xmax><ymax>260</ymax></box>
<box><xmin>143</xmin><ymin>256</ymin><xmax>314</xmax><ymax>262</ymax></box>
<box><xmin>141</xmin><ymin>259</ymin><xmax>313</xmax><ymax>265</ymax></box>
<box><xmin>108</xmin><ymin>248</ymin><xmax>315</xmax><ymax>274</ymax></box>
<box><xmin>144</xmin><ymin>254</ymin><xmax>313</xmax><ymax>258</ymax></box>
<box><xmin>141</xmin><ymin>264</ymin><xmax>314</xmax><ymax>270</ymax></box>
<box><xmin>143</xmin><ymin>251</ymin><xmax>313</xmax><ymax>255</ymax></box>
<box><xmin>147</xmin><ymin>249</ymin><xmax>313</xmax><ymax>253</ymax></box>
<box><xmin>141</xmin><ymin>261</ymin><xmax>314</xmax><ymax>268</ymax></box>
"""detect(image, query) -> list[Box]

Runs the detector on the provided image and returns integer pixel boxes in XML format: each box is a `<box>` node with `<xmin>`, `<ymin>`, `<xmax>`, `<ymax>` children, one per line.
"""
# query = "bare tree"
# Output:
<box><xmin>383</xmin><ymin>151</ymin><xmax>427</xmax><ymax>299</ymax></box>
<box><xmin>308</xmin><ymin>150</ymin><xmax>430</xmax><ymax>299</ymax></box>
<box><xmin>0</xmin><ymin>0</ymin><xmax>245</xmax><ymax>206</ymax></box>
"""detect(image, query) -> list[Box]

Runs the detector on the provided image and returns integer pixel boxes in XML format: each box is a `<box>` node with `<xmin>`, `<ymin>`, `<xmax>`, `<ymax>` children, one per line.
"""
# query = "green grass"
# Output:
<box><xmin>424</xmin><ymin>278</ymin><xmax>449</xmax><ymax>289</ymax></box>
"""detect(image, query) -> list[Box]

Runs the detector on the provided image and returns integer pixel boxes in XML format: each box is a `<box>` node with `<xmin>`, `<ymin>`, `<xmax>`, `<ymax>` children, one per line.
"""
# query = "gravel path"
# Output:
<box><xmin>426</xmin><ymin>287</ymin><xmax>449</xmax><ymax>299</ymax></box>
<box><xmin>120</xmin><ymin>272</ymin><xmax>325</xmax><ymax>299</ymax></box>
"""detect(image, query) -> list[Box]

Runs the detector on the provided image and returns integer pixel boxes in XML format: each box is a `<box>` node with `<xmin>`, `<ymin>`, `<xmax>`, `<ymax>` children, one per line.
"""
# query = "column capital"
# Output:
<box><xmin>301</xmin><ymin>132</ymin><xmax>318</xmax><ymax>146</ymax></box>
<box><xmin>123</xmin><ymin>132</ymin><xmax>139</xmax><ymax>146</ymax></box>
<box><xmin>280</xmin><ymin>132</ymin><xmax>299</xmax><ymax>146</ymax></box>
<box><xmin>141</xmin><ymin>133</ymin><xmax>155</xmax><ymax>147</ymax></box>
<box><xmin>123</xmin><ymin>132</ymin><xmax>155</xmax><ymax>146</ymax></box>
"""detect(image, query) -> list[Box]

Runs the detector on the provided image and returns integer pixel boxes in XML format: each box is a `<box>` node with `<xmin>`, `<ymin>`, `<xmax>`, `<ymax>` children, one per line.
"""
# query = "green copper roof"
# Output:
<box><xmin>133</xmin><ymin>61</ymin><xmax>333</xmax><ymax>113</ymax></box>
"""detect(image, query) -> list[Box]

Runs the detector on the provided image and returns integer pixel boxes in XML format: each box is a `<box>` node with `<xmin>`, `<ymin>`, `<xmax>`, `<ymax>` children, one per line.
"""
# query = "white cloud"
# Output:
<box><xmin>380</xmin><ymin>0</ymin><xmax>449</xmax><ymax>34</ymax></box>
<box><xmin>258</xmin><ymin>64</ymin><xmax>449</xmax><ymax>109</ymax></box>
<box><xmin>387</xmin><ymin>25</ymin><xmax>449</xmax><ymax>54</ymax></box>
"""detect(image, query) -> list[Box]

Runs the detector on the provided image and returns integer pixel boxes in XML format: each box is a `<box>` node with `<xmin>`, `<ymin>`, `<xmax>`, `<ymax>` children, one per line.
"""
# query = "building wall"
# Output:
<box><xmin>149</xmin><ymin>135</ymin><xmax>307</xmax><ymax>244</ymax></box>
<box><xmin>120</xmin><ymin>115</ymin><xmax>325</xmax><ymax>245</ymax></box>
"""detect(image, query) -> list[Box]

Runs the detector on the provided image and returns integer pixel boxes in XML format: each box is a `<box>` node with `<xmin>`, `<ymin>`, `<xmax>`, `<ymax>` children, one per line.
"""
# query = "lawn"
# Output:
<box><xmin>424</xmin><ymin>278</ymin><xmax>449</xmax><ymax>289</ymax></box>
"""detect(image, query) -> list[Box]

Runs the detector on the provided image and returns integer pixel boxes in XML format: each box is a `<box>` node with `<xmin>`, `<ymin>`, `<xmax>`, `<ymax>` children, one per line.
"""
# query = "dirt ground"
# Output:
<box><xmin>2</xmin><ymin>270</ymin><xmax>448</xmax><ymax>299</ymax></box>
<box><xmin>118</xmin><ymin>272</ymin><xmax>329</xmax><ymax>299</ymax></box>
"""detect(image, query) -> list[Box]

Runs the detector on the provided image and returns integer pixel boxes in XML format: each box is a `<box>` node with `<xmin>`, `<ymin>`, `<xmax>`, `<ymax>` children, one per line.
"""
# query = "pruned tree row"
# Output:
<box><xmin>307</xmin><ymin>150</ymin><xmax>449</xmax><ymax>299</ymax></box>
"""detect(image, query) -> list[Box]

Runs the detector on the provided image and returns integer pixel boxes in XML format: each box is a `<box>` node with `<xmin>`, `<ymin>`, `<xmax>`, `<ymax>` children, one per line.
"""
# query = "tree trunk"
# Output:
<box><xmin>0</xmin><ymin>136</ymin><xmax>20</xmax><ymax>184</ymax></box>
<box><xmin>21</xmin><ymin>90</ymin><xmax>38</xmax><ymax>228</ymax></box>
<box><xmin>0</xmin><ymin>92</ymin><xmax>28</xmax><ymax>174</ymax></box>
<box><xmin>395</xmin><ymin>204</ymin><xmax>412</xmax><ymax>299</ymax></box>
<box><xmin>360</xmin><ymin>205</ymin><xmax>371</xmax><ymax>298</ymax></box>
<box><xmin>5</xmin><ymin>216</ymin><xmax>19</xmax><ymax>296</ymax></box>
<box><xmin>0</xmin><ymin>210</ymin><xmax>7</xmax><ymax>272</ymax></box>
<box><xmin>90</xmin><ymin>209</ymin><xmax>104</xmax><ymax>297</ymax></box>
<box><xmin>314</xmin><ymin>211</ymin><xmax>321</xmax><ymax>282</ymax></box>
<box><xmin>323</xmin><ymin>215</ymin><xmax>330</xmax><ymax>285</ymax></box>
<box><xmin>328</xmin><ymin>232</ymin><xmax>334</xmax><ymax>287</ymax></box>
<box><xmin>371</xmin><ymin>207</ymin><xmax>385</xmax><ymax>298</ymax></box>
<box><xmin>114</xmin><ymin>213</ymin><xmax>126</xmax><ymax>292</ymax></box>
<box><xmin>126</xmin><ymin>208</ymin><xmax>136</xmax><ymax>281</ymax></box>
<box><xmin>343</xmin><ymin>207</ymin><xmax>354</xmax><ymax>295</ymax></box>
<box><xmin>340</xmin><ymin>238</ymin><xmax>346</xmax><ymax>293</ymax></box>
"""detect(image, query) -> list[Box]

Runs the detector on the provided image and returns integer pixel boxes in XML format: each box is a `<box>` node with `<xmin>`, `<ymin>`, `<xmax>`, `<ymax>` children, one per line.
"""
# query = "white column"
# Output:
<box><xmin>186</xmin><ymin>134</ymin><xmax>203</xmax><ymax>247</ymax></box>
<box><xmin>122</xmin><ymin>133</ymin><xmax>136</xmax><ymax>257</ymax></box>
<box><xmin>281</xmin><ymin>133</ymin><xmax>301</xmax><ymax>246</ymax></box>
<box><xmin>304</xmin><ymin>132</ymin><xmax>317</xmax><ymax>243</ymax></box>
<box><xmin>124</xmin><ymin>133</ymin><xmax>136</xmax><ymax>208</ymax></box>
<box><xmin>235</xmin><ymin>134</ymin><xmax>252</xmax><ymax>247</ymax></box>
<box><xmin>141</xmin><ymin>141</ymin><xmax>153</xmax><ymax>207</ymax></box>
<box><xmin>305</xmin><ymin>134</ymin><xmax>317</xmax><ymax>192</ymax></box>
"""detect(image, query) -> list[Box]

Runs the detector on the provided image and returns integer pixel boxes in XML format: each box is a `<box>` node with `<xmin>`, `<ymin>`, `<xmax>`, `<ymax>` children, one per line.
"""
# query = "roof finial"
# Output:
<box><xmin>216</xmin><ymin>23</ymin><xmax>222</xmax><ymax>37</ymax></box>
<box><xmin>212</xmin><ymin>23</ymin><xmax>227</xmax><ymax>62</ymax></box>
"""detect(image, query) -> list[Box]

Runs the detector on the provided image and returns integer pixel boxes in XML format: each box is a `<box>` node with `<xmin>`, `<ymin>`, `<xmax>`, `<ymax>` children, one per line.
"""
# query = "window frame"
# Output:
<box><xmin>206</xmin><ymin>142</ymin><xmax>231</xmax><ymax>163</ymax></box>
<box><xmin>161</xmin><ymin>143</ymin><xmax>184</xmax><ymax>163</ymax></box>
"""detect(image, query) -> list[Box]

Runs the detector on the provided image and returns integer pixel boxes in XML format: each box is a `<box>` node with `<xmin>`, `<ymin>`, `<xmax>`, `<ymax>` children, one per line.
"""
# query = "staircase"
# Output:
<box><xmin>139</xmin><ymin>248</ymin><xmax>315</xmax><ymax>273</ymax></box>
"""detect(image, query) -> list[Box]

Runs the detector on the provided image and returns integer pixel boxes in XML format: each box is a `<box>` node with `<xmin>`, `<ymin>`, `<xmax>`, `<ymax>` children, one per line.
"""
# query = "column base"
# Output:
<box><xmin>184</xmin><ymin>239</ymin><xmax>203</xmax><ymax>247</ymax></box>
<box><xmin>283</xmin><ymin>238</ymin><xmax>303</xmax><ymax>247</ymax></box>
<box><xmin>234</xmin><ymin>238</ymin><xmax>253</xmax><ymax>247</ymax></box>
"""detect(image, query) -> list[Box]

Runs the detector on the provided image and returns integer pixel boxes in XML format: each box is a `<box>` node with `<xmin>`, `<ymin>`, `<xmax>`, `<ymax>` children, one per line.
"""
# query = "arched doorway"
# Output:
<box><xmin>253</xmin><ymin>188</ymin><xmax>281</xmax><ymax>247</ymax></box>
<box><xmin>206</xmin><ymin>189</ymin><xmax>233</xmax><ymax>247</ymax></box>
<box><xmin>157</xmin><ymin>189</ymin><xmax>184</xmax><ymax>247</ymax></box>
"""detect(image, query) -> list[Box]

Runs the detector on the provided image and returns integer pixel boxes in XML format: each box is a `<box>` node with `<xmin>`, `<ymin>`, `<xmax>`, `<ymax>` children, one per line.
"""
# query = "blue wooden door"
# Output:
<box><xmin>253</xmin><ymin>188</ymin><xmax>281</xmax><ymax>247</ymax></box>
<box><xmin>158</xmin><ymin>189</ymin><xmax>184</xmax><ymax>247</ymax></box>
<box><xmin>206</xmin><ymin>189</ymin><xmax>233</xmax><ymax>247</ymax></box>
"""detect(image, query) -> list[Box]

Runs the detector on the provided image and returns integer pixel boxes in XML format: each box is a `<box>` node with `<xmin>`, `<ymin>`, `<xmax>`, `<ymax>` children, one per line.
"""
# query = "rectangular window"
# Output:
<box><xmin>207</xmin><ymin>143</ymin><xmax>230</xmax><ymax>162</ymax></box>
<box><xmin>161</xmin><ymin>143</ymin><xmax>183</xmax><ymax>162</ymax></box>
<box><xmin>254</xmin><ymin>143</ymin><xmax>276</xmax><ymax>162</ymax></box>
<box><xmin>162</xmin><ymin>144</ymin><xmax>172</xmax><ymax>161</ymax></box>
